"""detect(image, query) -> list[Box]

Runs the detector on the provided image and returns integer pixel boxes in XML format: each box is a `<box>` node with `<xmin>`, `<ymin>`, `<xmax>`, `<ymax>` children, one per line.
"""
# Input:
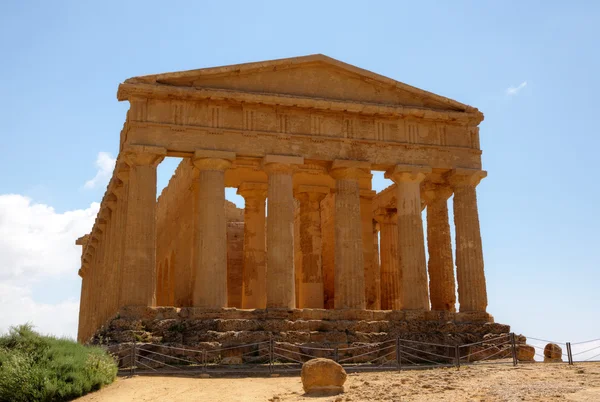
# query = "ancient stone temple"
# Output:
<box><xmin>77</xmin><ymin>55</ymin><xmax>499</xmax><ymax>348</ymax></box>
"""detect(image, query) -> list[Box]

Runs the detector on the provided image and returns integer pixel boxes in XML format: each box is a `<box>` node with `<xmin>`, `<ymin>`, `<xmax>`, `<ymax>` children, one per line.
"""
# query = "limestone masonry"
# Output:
<box><xmin>76</xmin><ymin>55</ymin><xmax>493</xmax><ymax>347</ymax></box>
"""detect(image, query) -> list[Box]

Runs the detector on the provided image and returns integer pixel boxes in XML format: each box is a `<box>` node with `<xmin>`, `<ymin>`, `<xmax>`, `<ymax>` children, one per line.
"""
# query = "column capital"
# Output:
<box><xmin>115</xmin><ymin>164</ymin><xmax>130</xmax><ymax>182</ymax></box>
<box><xmin>294</xmin><ymin>185</ymin><xmax>330</xmax><ymax>202</ymax></box>
<box><xmin>123</xmin><ymin>145</ymin><xmax>167</xmax><ymax>167</ymax></box>
<box><xmin>447</xmin><ymin>168</ymin><xmax>487</xmax><ymax>188</ymax></box>
<box><xmin>262</xmin><ymin>154</ymin><xmax>304</xmax><ymax>174</ymax></box>
<box><xmin>237</xmin><ymin>182</ymin><xmax>268</xmax><ymax>199</ymax></box>
<box><xmin>359</xmin><ymin>189</ymin><xmax>377</xmax><ymax>200</ymax></box>
<box><xmin>422</xmin><ymin>183</ymin><xmax>453</xmax><ymax>204</ymax></box>
<box><xmin>329</xmin><ymin>159</ymin><xmax>371</xmax><ymax>180</ymax></box>
<box><xmin>374</xmin><ymin>207</ymin><xmax>397</xmax><ymax>224</ymax></box>
<box><xmin>385</xmin><ymin>164</ymin><xmax>431</xmax><ymax>183</ymax></box>
<box><xmin>193</xmin><ymin>149</ymin><xmax>235</xmax><ymax>171</ymax></box>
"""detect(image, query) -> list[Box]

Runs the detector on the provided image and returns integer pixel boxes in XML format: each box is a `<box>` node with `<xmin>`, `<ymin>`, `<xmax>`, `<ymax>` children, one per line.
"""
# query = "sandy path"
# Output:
<box><xmin>77</xmin><ymin>362</ymin><xmax>600</xmax><ymax>402</ymax></box>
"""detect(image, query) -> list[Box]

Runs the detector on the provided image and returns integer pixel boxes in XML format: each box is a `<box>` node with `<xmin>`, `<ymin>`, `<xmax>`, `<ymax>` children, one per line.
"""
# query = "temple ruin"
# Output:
<box><xmin>77</xmin><ymin>55</ymin><xmax>497</xmax><ymax>348</ymax></box>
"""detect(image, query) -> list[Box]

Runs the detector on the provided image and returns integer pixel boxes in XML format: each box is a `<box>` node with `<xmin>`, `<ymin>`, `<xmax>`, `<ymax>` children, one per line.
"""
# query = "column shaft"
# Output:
<box><xmin>376</xmin><ymin>210</ymin><xmax>401</xmax><ymax>310</ymax></box>
<box><xmin>360</xmin><ymin>190</ymin><xmax>379</xmax><ymax>310</ymax></box>
<box><xmin>451</xmin><ymin>170</ymin><xmax>488</xmax><ymax>312</ymax></box>
<box><xmin>238</xmin><ymin>183</ymin><xmax>267</xmax><ymax>309</ymax></box>
<box><xmin>388</xmin><ymin>166</ymin><xmax>431</xmax><ymax>310</ymax></box>
<box><xmin>120</xmin><ymin>146</ymin><xmax>165</xmax><ymax>307</ymax></box>
<box><xmin>330</xmin><ymin>161</ymin><xmax>368</xmax><ymax>309</ymax></box>
<box><xmin>424</xmin><ymin>185</ymin><xmax>456</xmax><ymax>311</ymax></box>
<box><xmin>192</xmin><ymin>152</ymin><xmax>233</xmax><ymax>308</ymax></box>
<box><xmin>296</xmin><ymin>186</ymin><xmax>328</xmax><ymax>308</ymax></box>
<box><xmin>265</xmin><ymin>164</ymin><xmax>296</xmax><ymax>308</ymax></box>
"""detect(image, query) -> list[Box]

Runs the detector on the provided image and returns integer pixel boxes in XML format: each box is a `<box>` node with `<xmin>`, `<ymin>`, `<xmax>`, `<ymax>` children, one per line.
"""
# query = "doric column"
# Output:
<box><xmin>191</xmin><ymin>150</ymin><xmax>235</xmax><ymax>308</ymax></box>
<box><xmin>237</xmin><ymin>182</ymin><xmax>268</xmax><ymax>309</ymax></box>
<box><xmin>295</xmin><ymin>185</ymin><xmax>329</xmax><ymax>308</ymax></box>
<box><xmin>360</xmin><ymin>189</ymin><xmax>379</xmax><ymax>310</ymax></box>
<box><xmin>386</xmin><ymin>164</ymin><xmax>431</xmax><ymax>310</ymax></box>
<box><xmin>449</xmin><ymin>169</ymin><xmax>488</xmax><ymax>312</ymax></box>
<box><xmin>374</xmin><ymin>208</ymin><xmax>401</xmax><ymax>310</ymax></box>
<box><xmin>423</xmin><ymin>183</ymin><xmax>456</xmax><ymax>311</ymax></box>
<box><xmin>120</xmin><ymin>145</ymin><xmax>166</xmax><ymax>307</ymax></box>
<box><xmin>264</xmin><ymin>155</ymin><xmax>303</xmax><ymax>308</ymax></box>
<box><xmin>114</xmin><ymin>168</ymin><xmax>129</xmax><ymax>310</ymax></box>
<box><xmin>373</xmin><ymin>221</ymin><xmax>380</xmax><ymax>302</ymax></box>
<box><xmin>330</xmin><ymin>160</ymin><xmax>369</xmax><ymax>309</ymax></box>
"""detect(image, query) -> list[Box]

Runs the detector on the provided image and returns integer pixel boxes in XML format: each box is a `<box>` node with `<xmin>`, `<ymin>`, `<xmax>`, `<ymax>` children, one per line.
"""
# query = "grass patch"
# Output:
<box><xmin>0</xmin><ymin>324</ymin><xmax>117</xmax><ymax>402</ymax></box>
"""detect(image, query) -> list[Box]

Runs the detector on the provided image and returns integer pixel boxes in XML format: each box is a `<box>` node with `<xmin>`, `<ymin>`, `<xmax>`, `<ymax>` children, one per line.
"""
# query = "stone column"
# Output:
<box><xmin>423</xmin><ymin>183</ymin><xmax>456</xmax><ymax>311</ymax></box>
<box><xmin>237</xmin><ymin>182</ymin><xmax>268</xmax><ymax>309</ymax></box>
<box><xmin>330</xmin><ymin>160</ymin><xmax>369</xmax><ymax>309</ymax></box>
<box><xmin>295</xmin><ymin>185</ymin><xmax>329</xmax><ymax>308</ymax></box>
<box><xmin>191</xmin><ymin>150</ymin><xmax>235</xmax><ymax>308</ymax></box>
<box><xmin>264</xmin><ymin>154</ymin><xmax>304</xmax><ymax>309</ymax></box>
<box><xmin>386</xmin><ymin>165</ymin><xmax>431</xmax><ymax>310</ymax></box>
<box><xmin>360</xmin><ymin>189</ymin><xmax>379</xmax><ymax>310</ymax></box>
<box><xmin>373</xmin><ymin>221</ymin><xmax>380</xmax><ymax>299</ymax></box>
<box><xmin>374</xmin><ymin>208</ymin><xmax>401</xmax><ymax>310</ymax></box>
<box><xmin>114</xmin><ymin>167</ymin><xmax>129</xmax><ymax>310</ymax></box>
<box><xmin>120</xmin><ymin>145</ymin><xmax>166</xmax><ymax>307</ymax></box>
<box><xmin>449</xmin><ymin>169</ymin><xmax>488</xmax><ymax>312</ymax></box>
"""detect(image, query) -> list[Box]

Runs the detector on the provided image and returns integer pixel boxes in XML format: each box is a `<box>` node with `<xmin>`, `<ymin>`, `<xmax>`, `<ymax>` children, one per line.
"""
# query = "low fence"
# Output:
<box><xmin>110</xmin><ymin>334</ymin><xmax>600</xmax><ymax>376</ymax></box>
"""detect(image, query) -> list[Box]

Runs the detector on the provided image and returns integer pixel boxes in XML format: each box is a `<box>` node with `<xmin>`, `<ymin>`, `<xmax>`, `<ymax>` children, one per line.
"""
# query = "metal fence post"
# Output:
<box><xmin>510</xmin><ymin>333</ymin><xmax>518</xmax><ymax>366</ymax></box>
<box><xmin>566</xmin><ymin>342</ymin><xmax>573</xmax><ymax>365</ymax></box>
<box><xmin>269</xmin><ymin>336</ymin><xmax>274</xmax><ymax>374</ymax></box>
<box><xmin>455</xmin><ymin>345</ymin><xmax>461</xmax><ymax>368</ymax></box>
<box><xmin>334</xmin><ymin>347</ymin><xmax>339</xmax><ymax>363</ymax></box>
<box><xmin>396</xmin><ymin>337</ymin><xmax>401</xmax><ymax>371</ymax></box>
<box><xmin>130</xmin><ymin>341</ymin><xmax>136</xmax><ymax>376</ymax></box>
<box><xmin>202</xmin><ymin>350</ymin><xmax>207</xmax><ymax>372</ymax></box>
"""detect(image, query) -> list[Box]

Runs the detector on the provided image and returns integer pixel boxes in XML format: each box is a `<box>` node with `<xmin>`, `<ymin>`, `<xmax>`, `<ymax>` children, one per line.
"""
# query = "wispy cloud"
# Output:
<box><xmin>83</xmin><ymin>152</ymin><xmax>116</xmax><ymax>189</ymax></box>
<box><xmin>506</xmin><ymin>81</ymin><xmax>528</xmax><ymax>96</ymax></box>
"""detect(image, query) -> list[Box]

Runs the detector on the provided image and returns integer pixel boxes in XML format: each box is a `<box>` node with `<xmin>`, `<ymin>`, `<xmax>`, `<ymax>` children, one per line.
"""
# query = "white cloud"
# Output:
<box><xmin>0</xmin><ymin>194</ymin><xmax>98</xmax><ymax>338</ymax></box>
<box><xmin>0</xmin><ymin>283</ymin><xmax>79</xmax><ymax>338</ymax></box>
<box><xmin>506</xmin><ymin>81</ymin><xmax>528</xmax><ymax>96</ymax></box>
<box><xmin>83</xmin><ymin>152</ymin><xmax>116</xmax><ymax>189</ymax></box>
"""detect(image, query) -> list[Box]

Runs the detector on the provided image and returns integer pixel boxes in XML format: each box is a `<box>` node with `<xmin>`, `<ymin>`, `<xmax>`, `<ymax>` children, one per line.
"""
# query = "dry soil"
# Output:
<box><xmin>77</xmin><ymin>362</ymin><xmax>600</xmax><ymax>402</ymax></box>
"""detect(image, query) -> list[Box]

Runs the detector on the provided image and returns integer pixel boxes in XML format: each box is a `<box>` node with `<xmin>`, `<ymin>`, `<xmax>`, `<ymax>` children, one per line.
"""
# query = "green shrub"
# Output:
<box><xmin>0</xmin><ymin>324</ymin><xmax>117</xmax><ymax>402</ymax></box>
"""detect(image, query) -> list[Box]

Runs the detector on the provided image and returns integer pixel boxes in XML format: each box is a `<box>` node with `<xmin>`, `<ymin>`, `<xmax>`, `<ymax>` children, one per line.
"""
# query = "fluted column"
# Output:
<box><xmin>192</xmin><ymin>150</ymin><xmax>235</xmax><ymax>308</ymax></box>
<box><xmin>374</xmin><ymin>208</ymin><xmax>401</xmax><ymax>310</ymax></box>
<box><xmin>120</xmin><ymin>145</ymin><xmax>165</xmax><ymax>307</ymax></box>
<box><xmin>423</xmin><ymin>184</ymin><xmax>456</xmax><ymax>311</ymax></box>
<box><xmin>295</xmin><ymin>185</ymin><xmax>329</xmax><ymax>308</ymax></box>
<box><xmin>237</xmin><ymin>182</ymin><xmax>268</xmax><ymax>309</ymax></box>
<box><xmin>386</xmin><ymin>165</ymin><xmax>431</xmax><ymax>310</ymax></box>
<box><xmin>330</xmin><ymin>160</ymin><xmax>369</xmax><ymax>309</ymax></box>
<box><xmin>360</xmin><ymin>190</ymin><xmax>379</xmax><ymax>310</ymax></box>
<box><xmin>264</xmin><ymin>155</ymin><xmax>303</xmax><ymax>308</ymax></box>
<box><xmin>449</xmin><ymin>169</ymin><xmax>488</xmax><ymax>312</ymax></box>
<box><xmin>373</xmin><ymin>221</ymin><xmax>380</xmax><ymax>302</ymax></box>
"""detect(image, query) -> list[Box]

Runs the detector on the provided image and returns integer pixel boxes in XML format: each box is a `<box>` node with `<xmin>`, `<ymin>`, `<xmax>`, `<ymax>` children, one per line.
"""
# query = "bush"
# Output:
<box><xmin>0</xmin><ymin>324</ymin><xmax>117</xmax><ymax>402</ymax></box>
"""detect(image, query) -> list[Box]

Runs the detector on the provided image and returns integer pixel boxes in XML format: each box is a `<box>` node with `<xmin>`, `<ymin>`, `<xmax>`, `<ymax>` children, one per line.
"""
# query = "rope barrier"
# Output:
<box><xmin>460</xmin><ymin>340</ymin><xmax>511</xmax><ymax>361</ymax></box>
<box><xmin>570</xmin><ymin>338</ymin><xmax>600</xmax><ymax>345</ymax></box>
<box><xmin>137</xmin><ymin>354</ymin><xmax>182</xmax><ymax>371</ymax></box>
<box><xmin>337</xmin><ymin>344</ymin><xmax>395</xmax><ymax>364</ymax></box>
<box><xmin>135</xmin><ymin>359</ymin><xmax>158</xmax><ymax>372</ymax></box>
<box><xmin>526</xmin><ymin>337</ymin><xmax>566</xmax><ymax>346</ymax></box>
<box><xmin>137</xmin><ymin>347</ymin><xmax>198</xmax><ymax>365</ymax></box>
<box><xmin>571</xmin><ymin>344</ymin><xmax>600</xmax><ymax>357</ymax></box>
<box><xmin>398</xmin><ymin>343</ymin><xmax>455</xmax><ymax>361</ymax></box>
<box><xmin>398</xmin><ymin>348</ymin><xmax>445</xmax><ymax>366</ymax></box>
<box><xmin>460</xmin><ymin>334</ymin><xmax>510</xmax><ymax>348</ymax></box>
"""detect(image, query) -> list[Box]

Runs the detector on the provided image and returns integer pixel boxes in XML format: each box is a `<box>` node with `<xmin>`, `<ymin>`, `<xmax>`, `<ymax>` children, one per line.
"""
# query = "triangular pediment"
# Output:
<box><xmin>125</xmin><ymin>55</ymin><xmax>475</xmax><ymax>113</ymax></box>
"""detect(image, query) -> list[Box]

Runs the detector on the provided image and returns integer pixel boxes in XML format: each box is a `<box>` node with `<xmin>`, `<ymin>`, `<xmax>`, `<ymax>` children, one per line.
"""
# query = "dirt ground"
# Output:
<box><xmin>77</xmin><ymin>362</ymin><xmax>600</xmax><ymax>402</ymax></box>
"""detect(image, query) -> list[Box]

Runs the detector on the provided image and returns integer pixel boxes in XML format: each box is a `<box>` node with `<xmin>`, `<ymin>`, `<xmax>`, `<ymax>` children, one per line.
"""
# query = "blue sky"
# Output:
<box><xmin>1</xmin><ymin>1</ymin><xmax>599</xmax><ymax>345</ymax></box>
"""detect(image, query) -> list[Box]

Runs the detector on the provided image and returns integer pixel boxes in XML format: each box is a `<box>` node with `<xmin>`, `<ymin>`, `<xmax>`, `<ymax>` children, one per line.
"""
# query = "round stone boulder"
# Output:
<box><xmin>517</xmin><ymin>344</ymin><xmax>535</xmax><ymax>362</ymax></box>
<box><xmin>543</xmin><ymin>343</ymin><xmax>563</xmax><ymax>363</ymax></box>
<box><xmin>301</xmin><ymin>358</ymin><xmax>347</xmax><ymax>395</ymax></box>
